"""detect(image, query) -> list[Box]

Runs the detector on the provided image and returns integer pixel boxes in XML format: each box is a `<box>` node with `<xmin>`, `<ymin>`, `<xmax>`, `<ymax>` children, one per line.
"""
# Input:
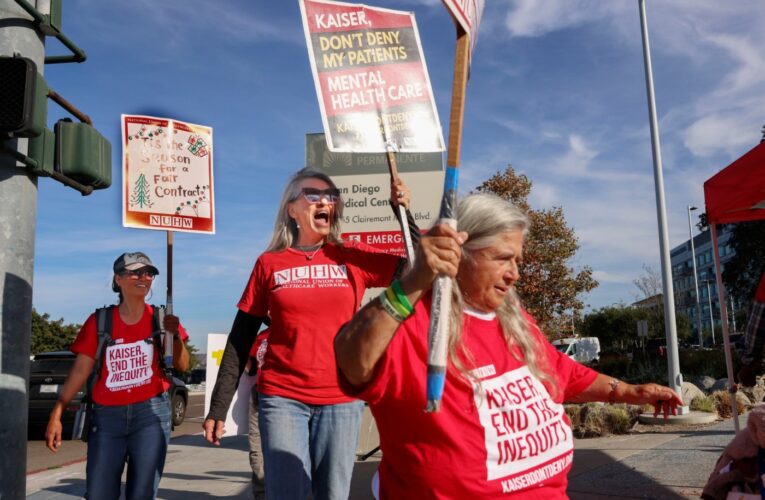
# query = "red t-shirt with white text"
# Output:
<box><xmin>238</xmin><ymin>242</ymin><xmax>400</xmax><ymax>404</ymax></box>
<box><xmin>351</xmin><ymin>299</ymin><xmax>598</xmax><ymax>499</ymax></box>
<box><xmin>71</xmin><ymin>305</ymin><xmax>188</xmax><ymax>406</ymax></box>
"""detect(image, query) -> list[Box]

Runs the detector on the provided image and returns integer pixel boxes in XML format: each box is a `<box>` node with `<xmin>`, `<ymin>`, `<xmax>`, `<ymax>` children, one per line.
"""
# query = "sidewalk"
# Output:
<box><xmin>27</xmin><ymin>416</ymin><xmax>738</xmax><ymax>499</ymax></box>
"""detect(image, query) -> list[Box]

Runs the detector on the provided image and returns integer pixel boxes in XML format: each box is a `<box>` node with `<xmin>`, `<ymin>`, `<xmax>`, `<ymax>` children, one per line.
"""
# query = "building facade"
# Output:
<box><xmin>670</xmin><ymin>225</ymin><xmax>736</xmax><ymax>343</ymax></box>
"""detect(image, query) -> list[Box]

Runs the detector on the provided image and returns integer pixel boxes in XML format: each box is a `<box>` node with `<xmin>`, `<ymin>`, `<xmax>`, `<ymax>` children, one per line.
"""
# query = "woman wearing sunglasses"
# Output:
<box><xmin>45</xmin><ymin>251</ymin><xmax>189</xmax><ymax>499</ymax></box>
<box><xmin>204</xmin><ymin>168</ymin><xmax>416</xmax><ymax>500</ymax></box>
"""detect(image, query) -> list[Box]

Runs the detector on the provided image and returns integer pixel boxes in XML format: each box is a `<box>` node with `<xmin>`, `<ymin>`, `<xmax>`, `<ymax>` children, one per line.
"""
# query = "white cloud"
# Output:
<box><xmin>683</xmin><ymin>115</ymin><xmax>757</xmax><ymax>158</ymax></box>
<box><xmin>504</xmin><ymin>0</ymin><xmax>621</xmax><ymax>38</ymax></box>
<box><xmin>592</xmin><ymin>270</ymin><xmax>634</xmax><ymax>285</ymax></box>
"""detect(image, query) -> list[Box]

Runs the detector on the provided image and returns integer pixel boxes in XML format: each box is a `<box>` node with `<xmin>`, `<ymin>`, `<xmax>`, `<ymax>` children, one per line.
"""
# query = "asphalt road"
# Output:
<box><xmin>26</xmin><ymin>392</ymin><xmax>206</xmax><ymax>474</ymax></box>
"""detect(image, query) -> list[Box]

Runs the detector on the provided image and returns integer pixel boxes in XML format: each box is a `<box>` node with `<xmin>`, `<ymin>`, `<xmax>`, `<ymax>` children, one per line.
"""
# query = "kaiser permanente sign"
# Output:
<box><xmin>306</xmin><ymin>133</ymin><xmax>442</xmax><ymax>256</ymax></box>
<box><xmin>300</xmin><ymin>0</ymin><xmax>444</xmax><ymax>153</ymax></box>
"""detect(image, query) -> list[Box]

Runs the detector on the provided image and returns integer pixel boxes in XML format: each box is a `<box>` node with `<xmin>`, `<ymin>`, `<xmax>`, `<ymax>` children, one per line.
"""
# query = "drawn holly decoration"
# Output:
<box><xmin>128</xmin><ymin>126</ymin><xmax>164</xmax><ymax>142</ymax></box>
<box><xmin>175</xmin><ymin>184</ymin><xmax>209</xmax><ymax>216</ymax></box>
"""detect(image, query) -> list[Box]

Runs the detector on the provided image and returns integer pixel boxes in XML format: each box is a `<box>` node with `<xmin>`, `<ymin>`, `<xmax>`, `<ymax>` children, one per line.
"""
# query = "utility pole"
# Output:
<box><xmin>0</xmin><ymin>1</ymin><xmax>43</xmax><ymax>497</ymax></box>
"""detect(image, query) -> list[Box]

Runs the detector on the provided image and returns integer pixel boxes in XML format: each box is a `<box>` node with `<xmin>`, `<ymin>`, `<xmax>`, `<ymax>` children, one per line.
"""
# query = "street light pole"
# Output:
<box><xmin>705</xmin><ymin>280</ymin><xmax>716</xmax><ymax>345</ymax></box>
<box><xmin>687</xmin><ymin>206</ymin><xmax>703</xmax><ymax>347</ymax></box>
<box><xmin>638</xmin><ymin>0</ymin><xmax>685</xmax><ymax>411</ymax></box>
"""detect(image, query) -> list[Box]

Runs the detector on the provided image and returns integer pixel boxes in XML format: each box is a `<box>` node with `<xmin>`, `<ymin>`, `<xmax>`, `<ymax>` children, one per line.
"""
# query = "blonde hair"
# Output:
<box><xmin>265</xmin><ymin>168</ymin><xmax>344</xmax><ymax>252</ymax></box>
<box><xmin>449</xmin><ymin>193</ymin><xmax>556</xmax><ymax>395</ymax></box>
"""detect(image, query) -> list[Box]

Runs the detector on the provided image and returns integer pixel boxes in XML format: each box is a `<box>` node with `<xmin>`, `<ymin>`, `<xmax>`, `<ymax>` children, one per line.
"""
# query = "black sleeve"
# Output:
<box><xmin>205</xmin><ymin>310</ymin><xmax>266</xmax><ymax>421</ymax></box>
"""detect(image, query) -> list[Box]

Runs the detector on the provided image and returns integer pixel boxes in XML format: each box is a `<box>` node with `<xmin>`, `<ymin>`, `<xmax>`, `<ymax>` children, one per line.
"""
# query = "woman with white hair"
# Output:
<box><xmin>335</xmin><ymin>193</ymin><xmax>682</xmax><ymax>498</ymax></box>
<box><xmin>204</xmin><ymin>168</ymin><xmax>415</xmax><ymax>500</ymax></box>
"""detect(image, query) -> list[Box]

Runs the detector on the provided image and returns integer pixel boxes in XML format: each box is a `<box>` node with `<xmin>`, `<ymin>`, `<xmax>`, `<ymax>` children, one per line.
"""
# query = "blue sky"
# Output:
<box><xmin>30</xmin><ymin>0</ymin><xmax>765</xmax><ymax>349</ymax></box>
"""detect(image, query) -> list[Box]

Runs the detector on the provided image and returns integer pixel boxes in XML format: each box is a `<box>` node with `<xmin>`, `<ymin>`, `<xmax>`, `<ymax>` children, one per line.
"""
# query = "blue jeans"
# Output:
<box><xmin>86</xmin><ymin>393</ymin><xmax>171</xmax><ymax>500</ymax></box>
<box><xmin>258</xmin><ymin>393</ymin><xmax>363</xmax><ymax>500</ymax></box>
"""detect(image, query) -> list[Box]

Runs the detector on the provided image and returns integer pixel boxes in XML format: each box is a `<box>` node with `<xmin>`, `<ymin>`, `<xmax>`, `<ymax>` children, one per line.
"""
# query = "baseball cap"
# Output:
<box><xmin>113</xmin><ymin>252</ymin><xmax>160</xmax><ymax>275</ymax></box>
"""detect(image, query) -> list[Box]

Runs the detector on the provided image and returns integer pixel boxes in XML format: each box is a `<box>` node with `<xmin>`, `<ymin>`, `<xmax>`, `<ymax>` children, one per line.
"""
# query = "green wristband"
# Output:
<box><xmin>386</xmin><ymin>286</ymin><xmax>411</xmax><ymax>319</ymax></box>
<box><xmin>391</xmin><ymin>280</ymin><xmax>413</xmax><ymax>314</ymax></box>
<box><xmin>378</xmin><ymin>291</ymin><xmax>405</xmax><ymax>322</ymax></box>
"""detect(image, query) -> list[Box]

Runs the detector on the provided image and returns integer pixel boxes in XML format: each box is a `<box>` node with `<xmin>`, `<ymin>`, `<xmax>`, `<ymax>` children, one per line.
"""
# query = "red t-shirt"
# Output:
<box><xmin>71</xmin><ymin>304</ymin><xmax>189</xmax><ymax>406</ymax></box>
<box><xmin>238</xmin><ymin>241</ymin><xmax>400</xmax><ymax>404</ymax></box>
<box><xmin>351</xmin><ymin>300</ymin><xmax>598</xmax><ymax>499</ymax></box>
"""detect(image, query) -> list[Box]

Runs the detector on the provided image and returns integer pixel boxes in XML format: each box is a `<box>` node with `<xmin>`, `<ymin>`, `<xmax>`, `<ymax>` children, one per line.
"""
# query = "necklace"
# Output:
<box><xmin>293</xmin><ymin>243</ymin><xmax>323</xmax><ymax>261</ymax></box>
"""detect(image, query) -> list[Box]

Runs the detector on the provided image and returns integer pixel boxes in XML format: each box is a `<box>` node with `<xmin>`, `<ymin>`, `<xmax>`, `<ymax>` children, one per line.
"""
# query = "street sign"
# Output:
<box><xmin>299</xmin><ymin>0</ymin><xmax>444</xmax><ymax>153</ymax></box>
<box><xmin>637</xmin><ymin>320</ymin><xmax>649</xmax><ymax>338</ymax></box>
<box><xmin>122</xmin><ymin>115</ymin><xmax>215</xmax><ymax>234</ymax></box>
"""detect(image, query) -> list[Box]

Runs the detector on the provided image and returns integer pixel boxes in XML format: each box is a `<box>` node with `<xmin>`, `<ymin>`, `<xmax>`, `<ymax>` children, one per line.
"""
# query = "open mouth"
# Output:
<box><xmin>314</xmin><ymin>210</ymin><xmax>330</xmax><ymax>225</ymax></box>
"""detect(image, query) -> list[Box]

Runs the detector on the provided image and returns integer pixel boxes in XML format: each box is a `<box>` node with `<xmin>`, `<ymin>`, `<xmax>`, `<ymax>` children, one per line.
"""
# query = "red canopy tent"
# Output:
<box><xmin>703</xmin><ymin>140</ymin><xmax>765</xmax><ymax>432</ymax></box>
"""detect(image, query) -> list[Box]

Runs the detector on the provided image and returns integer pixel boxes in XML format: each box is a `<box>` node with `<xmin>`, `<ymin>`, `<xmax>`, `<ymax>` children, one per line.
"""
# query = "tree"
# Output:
<box><xmin>475</xmin><ymin>165</ymin><xmax>598</xmax><ymax>335</ymax></box>
<box><xmin>30</xmin><ymin>308</ymin><xmax>80</xmax><ymax>355</ymax></box>
<box><xmin>723</xmin><ymin>220</ymin><xmax>765</xmax><ymax>315</ymax></box>
<box><xmin>184</xmin><ymin>342</ymin><xmax>201</xmax><ymax>372</ymax></box>
<box><xmin>579</xmin><ymin>305</ymin><xmax>646</xmax><ymax>349</ymax></box>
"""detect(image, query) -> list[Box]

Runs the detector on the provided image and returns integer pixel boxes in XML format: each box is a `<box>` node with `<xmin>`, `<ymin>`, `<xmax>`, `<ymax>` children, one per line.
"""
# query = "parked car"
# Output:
<box><xmin>552</xmin><ymin>337</ymin><xmax>601</xmax><ymax>364</ymax></box>
<box><xmin>28</xmin><ymin>351</ymin><xmax>189</xmax><ymax>436</ymax></box>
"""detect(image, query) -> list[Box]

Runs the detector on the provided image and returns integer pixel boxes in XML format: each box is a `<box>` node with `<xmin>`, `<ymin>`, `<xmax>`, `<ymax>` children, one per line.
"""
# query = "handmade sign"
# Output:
<box><xmin>122</xmin><ymin>115</ymin><xmax>215</xmax><ymax>234</ymax></box>
<box><xmin>299</xmin><ymin>0</ymin><xmax>444</xmax><ymax>153</ymax></box>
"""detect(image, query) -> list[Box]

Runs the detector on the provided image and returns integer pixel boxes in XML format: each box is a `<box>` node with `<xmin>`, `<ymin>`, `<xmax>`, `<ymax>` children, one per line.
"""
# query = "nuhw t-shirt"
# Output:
<box><xmin>71</xmin><ymin>305</ymin><xmax>188</xmax><ymax>406</ymax></box>
<box><xmin>352</xmin><ymin>300</ymin><xmax>598</xmax><ymax>499</ymax></box>
<box><xmin>238</xmin><ymin>242</ymin><xmax>400</xmax><ymax>404</ymax></box>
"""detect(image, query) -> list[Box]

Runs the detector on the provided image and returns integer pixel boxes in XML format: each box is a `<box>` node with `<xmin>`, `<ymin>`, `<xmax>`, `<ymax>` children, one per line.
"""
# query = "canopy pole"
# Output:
<box><xmin>711</xmin><ymin>224</ymin><xmax>739</xmax><ymax>432</ymax></box>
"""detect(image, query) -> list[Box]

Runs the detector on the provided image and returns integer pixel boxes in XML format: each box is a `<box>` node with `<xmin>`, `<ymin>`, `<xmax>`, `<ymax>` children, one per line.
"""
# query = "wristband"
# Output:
<box><xmin>378</xmin><ymin>291</ymin><xmax>405</xmax><ymax>322</ymax></box>
<box><xmin>608</xmin><ymin>378</ymin><xmax>621</xmax><ymax>404</ymax></box>
<box><xmin>385</xmin><ymin>286</ymin><xmax>411</xmax><ymax>319</ymax></box>
<box><xmin>390</xmin><ymin>280</ymin><xmax>413</xmax><ymax>314</ymax></box>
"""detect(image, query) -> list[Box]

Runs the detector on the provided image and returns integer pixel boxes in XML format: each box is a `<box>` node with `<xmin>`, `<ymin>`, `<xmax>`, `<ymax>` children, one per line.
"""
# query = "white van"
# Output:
<box><xmin>551</xmin><ymin>337</ymin><xmax>601</xmax><ymax>364</ymax></box>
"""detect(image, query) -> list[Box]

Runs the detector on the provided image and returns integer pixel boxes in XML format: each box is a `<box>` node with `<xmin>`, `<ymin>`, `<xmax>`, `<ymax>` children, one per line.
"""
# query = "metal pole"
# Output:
<box><xmin>687</xmin><ymin>206</ymin><xmax>703</xmax><ymax>347</ymax></box>
<box><xmin>638</xmin><ymin>0</ymin><xmax>686</xmax><ymax>412</ymax></box>
<box><xmin>706</xmin><ymin>281</ymin><xmax>716</xmax><ymax>345</ymax></box>
<box><xmin>0</xmin><ymin>1</ymin><xmax>44</xmax><ymax>496</ymax></box>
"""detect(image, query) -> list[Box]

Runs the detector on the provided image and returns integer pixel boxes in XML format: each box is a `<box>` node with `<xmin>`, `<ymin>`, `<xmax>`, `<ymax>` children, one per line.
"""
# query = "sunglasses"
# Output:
<box><xmin>120</xmin><ymin>268</ymin><xmax>157</xmax><ymax>279</ymax></box>
<box><xmin>300</xmin><ymin>187</ymin><xmax>340</xmax><ymax>204</ymax></box>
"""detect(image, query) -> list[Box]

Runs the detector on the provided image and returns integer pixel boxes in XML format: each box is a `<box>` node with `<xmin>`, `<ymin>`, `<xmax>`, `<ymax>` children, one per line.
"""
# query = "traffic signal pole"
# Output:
<box><xmin>0</xmin><ymin>2</ymin><xmax>44</xmax><ymax>497</ymax></box>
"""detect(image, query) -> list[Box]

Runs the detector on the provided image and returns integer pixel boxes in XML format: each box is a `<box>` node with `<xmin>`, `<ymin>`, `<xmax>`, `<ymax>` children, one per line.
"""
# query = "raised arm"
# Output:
<box><xmin>163</xmin><ymin>314</ymin><xmax>190</xmax><ymax>373</ymax></box>
<box><xmin>335</xmin><ymin>224</ymin><xmax>466</xmax><ymax>387</ymax></box>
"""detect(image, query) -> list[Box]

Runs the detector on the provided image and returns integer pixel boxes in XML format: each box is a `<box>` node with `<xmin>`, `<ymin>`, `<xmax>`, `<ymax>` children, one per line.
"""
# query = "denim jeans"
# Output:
<box><xmin>258</xmin><ymin>393</ymin><xmax>363</xmax><ymax>500</ymax></box>
<box><xmin>86</xmin><ymin>393</ymin><xmax>171</xmax><ymax>500</ymax></box>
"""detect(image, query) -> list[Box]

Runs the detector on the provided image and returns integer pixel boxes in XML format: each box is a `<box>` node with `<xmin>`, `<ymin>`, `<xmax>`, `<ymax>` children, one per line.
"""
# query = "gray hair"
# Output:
<box><xmin>265</xmin><ymin>168</ymin><xmax>344</xmax><ymax>252</ymax></box>
<box><xmin>447</xmin><ymin>193</ymin><xmax>556</xmax><ymax>396</ymax></box>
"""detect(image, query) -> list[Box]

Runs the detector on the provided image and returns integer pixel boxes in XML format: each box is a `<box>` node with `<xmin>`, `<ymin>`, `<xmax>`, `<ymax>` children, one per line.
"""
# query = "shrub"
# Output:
<box><xmin>712</xmin><ymin>390</ymin><xmax>747</xmax><ymax>418</ymax></box>
<box><xmin>690</xmin><ymin>395</ymin><xmax>716</xmax><ymax>413</ymax></box>
<box><xmin>565</xmin><ymin>403</ymin><xmax>642</xmax><ymax>438</ymax></box>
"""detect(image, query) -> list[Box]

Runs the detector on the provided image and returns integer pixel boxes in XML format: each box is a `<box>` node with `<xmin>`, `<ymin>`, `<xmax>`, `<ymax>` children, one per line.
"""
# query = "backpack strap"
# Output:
<box><xmin>151</xmin><ymin>305</ymin><xmax>169</xmax><ymax>373</ymax></box>
<box><xmin>85</xmin><ymin>306</ymin><xmax>114</xmax><ymax>400</ymax></box>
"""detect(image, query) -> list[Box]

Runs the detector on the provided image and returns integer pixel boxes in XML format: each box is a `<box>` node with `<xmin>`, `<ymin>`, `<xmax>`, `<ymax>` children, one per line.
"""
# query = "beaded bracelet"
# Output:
<box><xmin>378</xmin><ymin>290</ymin><xmax>405</xmax><ymax>322</ymax></box>
<box><xmin>390</xmin><ymin>280</ymin><xmax>413</xmax><ymax>314</ymax></box>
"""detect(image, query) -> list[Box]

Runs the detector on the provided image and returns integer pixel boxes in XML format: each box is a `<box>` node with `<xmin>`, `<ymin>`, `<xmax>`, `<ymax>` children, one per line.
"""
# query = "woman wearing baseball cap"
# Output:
<box><xmin>45</xmin><ymin>251</ymin><xmax>189</xmax><ymax>500</ymax></box>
